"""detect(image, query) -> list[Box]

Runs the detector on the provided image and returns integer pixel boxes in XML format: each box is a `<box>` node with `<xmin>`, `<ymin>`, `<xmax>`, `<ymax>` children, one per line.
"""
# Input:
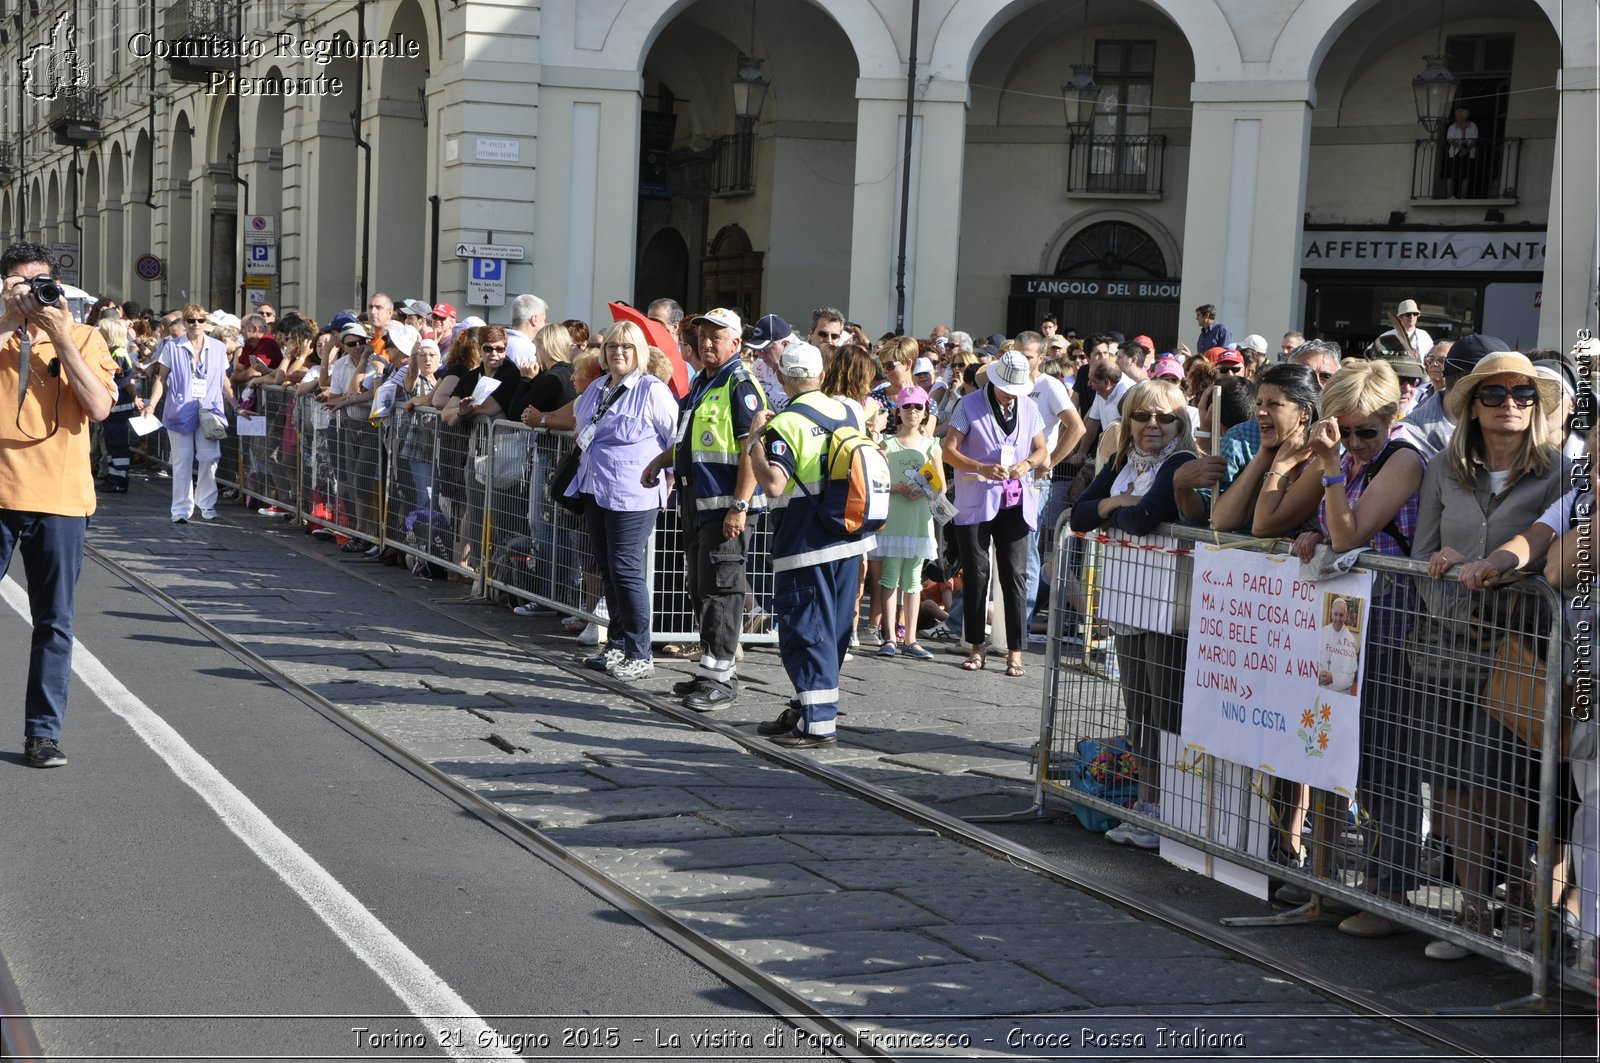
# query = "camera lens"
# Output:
<box><xmin>28</xmin><ymin>277</ymin><xmax>64</xmax><ymax>305</ymax></box>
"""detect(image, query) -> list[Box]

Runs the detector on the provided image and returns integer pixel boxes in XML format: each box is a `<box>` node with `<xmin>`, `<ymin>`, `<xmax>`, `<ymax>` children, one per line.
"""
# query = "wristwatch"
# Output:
<box><xmin>730</xmin><ymin>499</ymin><xmax>750</xmax><ymax>513</ymax></box>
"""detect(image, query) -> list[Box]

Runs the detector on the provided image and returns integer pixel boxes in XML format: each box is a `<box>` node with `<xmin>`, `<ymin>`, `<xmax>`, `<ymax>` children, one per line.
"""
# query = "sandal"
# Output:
<box><xmin>960</xmin><ymin>648</ymin><xmax>988</xmax><ymax>671</ymax></box>
<box><xmin>1005</xmin><ymin>653</ymin><xmax>1026</xmax><ymax>678</ymax></box>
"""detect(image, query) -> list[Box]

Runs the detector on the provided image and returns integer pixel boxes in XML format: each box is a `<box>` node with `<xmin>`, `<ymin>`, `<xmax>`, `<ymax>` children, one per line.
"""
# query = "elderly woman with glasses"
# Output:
<box><xmin>564</xmin><ymin>320</ymin><xmax>678</xmax><ymax>682</ymax></box>
<box><xmin>1409</xmin><ymin>350</ymin><xmax>1571</xmax><ymax>960</ymax></box>
<box><xmin>1290</xmin><ymin>359</ymin><xmax>1428</xmax><ymax>936</ymax></box>
<box><xmin>1070</xmin><ymin>379</ymin><xmax>1197</xmax><ymax>848</ymax></box>
<box><xmin>143</xmin><ymin>304</ymin><xmax>235</xmax><ymax>523</ymax></box>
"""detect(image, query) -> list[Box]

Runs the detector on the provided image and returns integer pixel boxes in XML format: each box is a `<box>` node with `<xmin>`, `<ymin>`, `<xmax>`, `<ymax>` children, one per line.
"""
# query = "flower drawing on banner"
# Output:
<box><xmin>1298</xmin><ymin>699</ymin><xmax>1334</xmax><ymax>758</ymax></box>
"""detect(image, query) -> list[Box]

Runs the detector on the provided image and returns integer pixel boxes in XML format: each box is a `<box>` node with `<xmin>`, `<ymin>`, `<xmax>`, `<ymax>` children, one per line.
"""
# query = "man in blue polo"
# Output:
<box><xmin>642</xmin><ymin>307</ymin><xmax>766</xmax><ymax>711</ymax></box>
<box><xmin>745</xmin><ymin>342</ymin><xmax>874</xmax><ymax>748</ymax></box>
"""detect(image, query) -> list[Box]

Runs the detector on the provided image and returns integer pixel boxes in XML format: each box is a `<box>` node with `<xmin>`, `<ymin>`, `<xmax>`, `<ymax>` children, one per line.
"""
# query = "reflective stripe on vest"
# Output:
<box><xmin>689</xmin><ymin>363</ymin><xmax>765</xmax><ymax>512</ymax></box>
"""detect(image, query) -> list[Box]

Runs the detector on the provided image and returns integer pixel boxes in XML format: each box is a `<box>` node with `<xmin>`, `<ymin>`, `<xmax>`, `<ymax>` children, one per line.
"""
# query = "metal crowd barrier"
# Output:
<box><xmin>1036</xmin><ymin>518</ymin><xmax>1584</xmax><ymax>1002</ymax></box>
<box><xmin>221</xmin><ymin>386</ymin><xmax>777</xmax><ymax>643</ymax></box>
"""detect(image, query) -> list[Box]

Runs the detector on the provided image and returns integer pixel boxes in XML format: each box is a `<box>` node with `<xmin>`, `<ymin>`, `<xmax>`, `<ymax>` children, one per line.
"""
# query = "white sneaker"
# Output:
<box><xmin>1425</xmin><ymin>938</ymin><xmax>1472</xmax><ymax>961</ymax></box>
<box><xmin>199</xmin><ymin>509</ymin><xmax>217</xmax><ymax>521</ymax></box>
<box><xmin>577</xmin><ymin>622</ymin><xmax>607</xmax><ymax>645</ymax></box>
<box><xmin>610</xmin><ymin>658</ymin><xmax>655</xmax><ymax>682</ymax></box>
<box><xmin>1105</xmin><ymin>821</ymin><xmax>1137</xmax><ymax>845</ymax></box>
<box><xmin>1109</xmin><ymin>803</ymin><xmax>1161</xmax><ymax>849</ymax></box>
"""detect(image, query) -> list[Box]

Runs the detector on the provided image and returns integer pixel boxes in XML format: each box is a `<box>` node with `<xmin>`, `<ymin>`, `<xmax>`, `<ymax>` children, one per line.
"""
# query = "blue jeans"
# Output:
<box><xmin>1024</xmin><ymin>480</ymin><xmax>1053</xmax><ymax>623</ymax></box>
<box><xmin>0</xmin><ymin>512</ymin><xmax>88</xmax><ymax>741</ymax></box>
<box><xmin>584</xmin><ymin>501</ymin><xmax>658</xmax><ymax>661</ymax></box>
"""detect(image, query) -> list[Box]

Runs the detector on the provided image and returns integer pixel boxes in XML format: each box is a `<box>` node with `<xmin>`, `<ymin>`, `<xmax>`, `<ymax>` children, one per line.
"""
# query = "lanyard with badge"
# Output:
<box><xmin>189</xmin><ymin>348</ymin><xmax>210</xmax><ymax>400</ymax></box>
<box><xmin>576</xmin><ymin>379</ymin><xmax>628</xmax><ymax>450</ymax></box>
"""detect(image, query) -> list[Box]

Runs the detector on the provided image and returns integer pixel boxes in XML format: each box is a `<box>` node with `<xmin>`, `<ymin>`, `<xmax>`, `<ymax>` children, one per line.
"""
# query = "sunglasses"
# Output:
<box><xmin>185</xmin><ymin>317</ymin><xmax>207</xmax><ymax>324</ymax></box>
<box><xmin>900</xmin><ymin>403</ymin><xmax>926</xmax><ymax>411</ymax></box>
<box><xmin>480</xmin><ymin>344</ymin><xmax>507</xmax><ymax>353</ymax></box>
<box><xmin>341</xmin><ymin>339</ymin><xmax>364</xmax><ymax>348</ymax></box>
<box><xmin>1215</xmin><ymin>364</ymin><xmax>1244</xmax><ymax>374</ymax></box>
<box><xmin>881</xmin><ymin>361</ymin><xmax>906</xmax><ymax>371</ymax></box>
<box><xmin>1127</xmin><ymin>410</ymin><xmax>1179</xmax><ymax>425</ymax></box>
<box><xmin>1476</xmin><ymin>384</ymin><xmax>1539</xmax><ymax>408</ymax></box>
<box><xmin>1339</xmin><ymin>426</ymin><xmax>1382</xmax><ymax>441</ymax></box>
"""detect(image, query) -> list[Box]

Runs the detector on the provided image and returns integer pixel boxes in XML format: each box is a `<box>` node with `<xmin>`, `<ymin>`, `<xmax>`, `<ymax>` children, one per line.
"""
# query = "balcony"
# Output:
<box><xmin>47</xmin><ymin>85</ymin><xmax>103</xmax><ymax>145</ymax></box>
<box><xmin>1411</xmin><ymin>136</ymin><xmax>1522</xmax><ymax>204</ymax></box>
<box><xmin>1067</xmin><ymin>134</ymin><xmax>1167</xmax><ymax>197</ymax></box>
<box><xmin>162</xmin><ymin>0</ymin><xmax>242</xmax><ymax>83</ymax></box>
<box><xmin>710</xmin><ymin>127</ymin><xmax>755</xmax><ymax>198</ymax></box>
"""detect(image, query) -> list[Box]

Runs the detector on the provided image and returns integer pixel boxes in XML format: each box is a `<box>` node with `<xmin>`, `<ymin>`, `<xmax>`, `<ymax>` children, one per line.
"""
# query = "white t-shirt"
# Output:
<box><xmin>504</xmin><ymin>328</ymin><xmax>538</xmax><ymax>371</ymax></box>
<box><xmin>1030</xmin><ymin>374</ymin><xmax>1073</xmax><ymax>452</ymax></box>
<box><xmin>1087</xmin><ymin>374</ymin><xmax>1135</xmax><ymax>428</ymax></box>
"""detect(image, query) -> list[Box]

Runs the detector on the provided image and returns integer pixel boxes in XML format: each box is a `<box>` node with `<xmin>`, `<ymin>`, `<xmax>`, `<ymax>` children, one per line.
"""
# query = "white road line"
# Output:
<box><xmin>2</xmin><ymin>578</ymin><xmax>521</xmax><ymax>1061</ymax></box>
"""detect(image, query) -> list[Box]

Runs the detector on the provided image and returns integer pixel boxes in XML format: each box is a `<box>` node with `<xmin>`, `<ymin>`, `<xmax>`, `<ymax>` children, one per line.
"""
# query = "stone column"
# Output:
<box><xmin>1178</xmin><ymin>82</ymin><xmax>1314</xmax><ymax>344</ymax></box>
<box><xmin>847</xmin><ymin>78</ymin><xmax>968</xmax><ymax>337</ymax></box>
<box><xmin>1539</xmin><ymin>70</ymin><xmax>1599</xmax><ymax>347</ymax></box>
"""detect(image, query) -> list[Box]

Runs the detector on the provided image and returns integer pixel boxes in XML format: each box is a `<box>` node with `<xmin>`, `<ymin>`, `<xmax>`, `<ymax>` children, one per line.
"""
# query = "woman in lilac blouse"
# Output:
<box><xmin>941</xmin><ymin>351</ymin><xmax>1049</xmax><ymax>677</ymax></box>
<box><xmin>565</xmin><ymin>320</ymin><xmax>678</xmax><ymax>682</ymax></box>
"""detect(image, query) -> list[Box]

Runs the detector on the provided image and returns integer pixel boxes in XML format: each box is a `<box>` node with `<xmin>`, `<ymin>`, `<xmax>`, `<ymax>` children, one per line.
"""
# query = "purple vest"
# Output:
<box><xmin>952</xmin><ymin>388</ymin><xmax>1042</xmax><ymax>529</ymax></box>
<box><xmin>160</xmin><ymin>336</ymin><xmax>228</xmax><ymax>436</ymax></box>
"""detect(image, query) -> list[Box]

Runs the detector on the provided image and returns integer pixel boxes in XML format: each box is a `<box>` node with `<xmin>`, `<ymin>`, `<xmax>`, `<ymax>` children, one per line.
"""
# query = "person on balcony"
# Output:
<box><xmin>1444</xmin><ymin>107</ymin><xmax>1479</xmax><ymax>199</ymax></box>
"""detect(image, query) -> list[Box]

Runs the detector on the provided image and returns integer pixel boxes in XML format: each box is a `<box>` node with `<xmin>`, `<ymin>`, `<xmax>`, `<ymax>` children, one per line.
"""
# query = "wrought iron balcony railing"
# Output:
<box><xmin>1067</xmin><ymin>133</ymin><xmax>1166</xmax><ymax>196</ymax></box>
<box><xmin>1412</xmin><ymin>136</ymin><xmax>1522</xmax><ymax>202</ymax></box>
<box><xmin>47</xmin><ymin>84</ymin><xmax>104</xmax><ymax>144</ymax></box>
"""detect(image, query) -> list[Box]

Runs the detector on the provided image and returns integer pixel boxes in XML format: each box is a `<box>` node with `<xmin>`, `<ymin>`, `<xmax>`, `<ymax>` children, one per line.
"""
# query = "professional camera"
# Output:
<box><xmin>24</xmin><ymin>275</ymin><xmax>64</xmax><ymax>306</ymax></box>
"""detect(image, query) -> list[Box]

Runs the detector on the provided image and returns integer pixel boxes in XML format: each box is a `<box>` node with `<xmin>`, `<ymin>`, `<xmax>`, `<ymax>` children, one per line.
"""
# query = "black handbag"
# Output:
<box><xmin>547</xmin><ymin>446</ymin><xmax>584</xmax><ymax>515</ymax></box>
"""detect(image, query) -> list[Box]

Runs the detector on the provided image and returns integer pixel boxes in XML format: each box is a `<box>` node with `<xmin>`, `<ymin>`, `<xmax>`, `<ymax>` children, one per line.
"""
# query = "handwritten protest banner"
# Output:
<box><xmin>1179</xmin><ymin>548</ymin><xmax>1371</xmax><ymax>795</ymax></box>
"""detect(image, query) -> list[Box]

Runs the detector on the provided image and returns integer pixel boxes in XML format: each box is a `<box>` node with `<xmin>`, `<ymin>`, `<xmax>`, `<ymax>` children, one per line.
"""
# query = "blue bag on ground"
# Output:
<box><xmin>1065</xmin><ymin>736</ymin><xmax>1139</xmax><ymax>833</ymax></box>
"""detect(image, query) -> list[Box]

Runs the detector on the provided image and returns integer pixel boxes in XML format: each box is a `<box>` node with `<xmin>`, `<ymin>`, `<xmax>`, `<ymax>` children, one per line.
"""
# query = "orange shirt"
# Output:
<box><xmin>0</xmin><ymin>323</ymin><xmax>116</xmax><ymax>517</ymax></box>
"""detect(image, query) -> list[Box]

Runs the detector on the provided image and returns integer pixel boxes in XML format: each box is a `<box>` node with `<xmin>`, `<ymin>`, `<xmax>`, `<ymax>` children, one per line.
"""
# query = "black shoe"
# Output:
<box><xmin>584</xmin><ymin>648</ymin><xmax>623</xmax><ymax>673</ymax></box>
<box><xmin>340</xmin><ymin>540</ymin><xmax>367</xmax><ymax>553</ymax></box>
<box><xmin>756</xmin><ymin>703</ymin><xmax>803</xmax><ymax>736</ymax></box>
<box><xmin>769</xmin><ymin>731</ymin><xmax>836</xmax><ymax>749</ymax></box>
<box><xmin>24</xmin><ymin>737</ymin><xmax>67</xmax><ymax>768</ymax></box>
<box><xmin>671</xmin><ymin>677</ymin><xmax>704</xmax><ymax>697</ymax></box>
<box><xmin>172</xmin><ymin>517</ymin><xmax>188</xmax><ymax>525</ymax></box>
<box><xmin>682</xmin><ymin>683</ymin><xmax>737</xmax><ymax>711</ymax></box>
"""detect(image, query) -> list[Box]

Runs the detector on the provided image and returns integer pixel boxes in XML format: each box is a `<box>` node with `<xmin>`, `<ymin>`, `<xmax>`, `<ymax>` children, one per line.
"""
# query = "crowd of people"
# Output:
<box><xmin>66</xmin><ymin>275</ymin><xmax>1596</xmax><ymax>982</ymax></box>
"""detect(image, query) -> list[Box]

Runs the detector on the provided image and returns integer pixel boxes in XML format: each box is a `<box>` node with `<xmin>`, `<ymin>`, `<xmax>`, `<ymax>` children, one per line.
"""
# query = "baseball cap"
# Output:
<box><xmin>778</xmin><ymin>341</ymin><xmax>823</xmax><ymax>378</ymax></box>
<box><xmin>207</xmin><ymin>310</ymin><xmax>242</xmax><ymax>330</ymax></box>
<box><xmin>692</xmin><ymin>307</ymin><xmax>742</xmax><ymax>333</ymax></box>
<box><xmin>430</xmin><ymin>303</ymin><xmax>457</xmax><ymax>319</ymax></box>
<box><xmin>1213</xmin><ymin>349</ymin><xmax>1245</xmax><ymax>367</ymax></box>
<box><xmin>746</xmin><ymin>314</ymin><xmax>792</xmax><ymax>350</ymax></box>
<box><xmin>385</xmin><ymin>322</ymin><xmax>420</xmax><ymax>358</ymax></box>
<box><xmin>321</xmin><ymin>311</ymin><xmax>359</xmax><ymax>335</ymax></box>
<box><xmin>1105</xmin><ymin>331</ymin><xmax>1126</xmax><ymax>346</ymax></box>
<box><xmin>339</xmin><ymin>322</ymin><xmax>370</xmax><ymax>342</ymax></box>
<box><xmin>912</xmin><ymin>357</ymin><xmax>935</xmax><ymax>376</ymax></box>
<box><xmin>1240</xmin><ymin>334</ymin><xmax>1269</xmax><ymax>355</ymax></box>
<box><xmin>399</xmin><ymin>298</ymin><xmax>432</xmax><ymax>318</ymax></box>
<box><xmin>987</xmin><ymin>333</ymin><xmax>1007</xmax><ymax>348</ymax></box>
<box><xmin>897</xmin><ymin>385</ymin><xmax>930</xmax><ymax>407</ymax></box>
<box><xmin>1129</xmin><ymin>334</ymin><xmax>1155</xmax><ymax>352</ymax></box>
<box><xmin>1150</xmin><ymin>356</ymin><xmax>1185</xmax><ymax>381</ymax></box>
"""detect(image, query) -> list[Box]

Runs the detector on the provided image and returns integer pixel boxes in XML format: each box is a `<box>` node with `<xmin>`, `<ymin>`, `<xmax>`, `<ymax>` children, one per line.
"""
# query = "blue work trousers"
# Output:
<box><xmin>774</xmin><ymin>555</ymin><xmax>861</xmax><ymax>737</ymax></box>
<box><xmin>0</xmin><ymin>512</ymin><xmax>88</xmax><ymax>741</ymax></box>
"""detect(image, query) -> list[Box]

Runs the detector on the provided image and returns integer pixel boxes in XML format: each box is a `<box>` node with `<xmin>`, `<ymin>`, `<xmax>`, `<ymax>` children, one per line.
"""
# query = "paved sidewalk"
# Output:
<box><xmin>82</xmin><ymin>488</ymin><xmax>1479</xmax><ymax>1059</ymax></box>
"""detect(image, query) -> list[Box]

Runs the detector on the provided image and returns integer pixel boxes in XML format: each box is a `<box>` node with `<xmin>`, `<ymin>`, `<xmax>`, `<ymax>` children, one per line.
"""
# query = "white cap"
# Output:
<box><xmin>385</xmin><ymin>322</ymin><xmax>420</xmax><ymax>358</ymax></box>
<box><xmin>339</xmin><ymin>322</ymin><xmax>370</xmax><ymax>342</ymax></box>
<box><xmin>691</xmin><ymin>307</ymin><xmax>742</xmax><ymax>333</ymax></box>
<box><xmin>778</xmin><ymin>341</ymin><xmax>824</xmax><ymax>378</ymax></box>
<box><xmin>912</xmin><ymin>356</ymin><xmax>935</xmax><ymax>376</ymax></box>
<box><xmin>1240</xmin><ymin>334</ymin><xmax>1269</xmax><ymax>355</ymax></box>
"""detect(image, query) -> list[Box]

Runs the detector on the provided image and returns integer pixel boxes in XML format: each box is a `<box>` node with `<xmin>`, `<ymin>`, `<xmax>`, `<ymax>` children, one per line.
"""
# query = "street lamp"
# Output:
<box><xmin>1412</xmin><ymin>53</ymin><xmax>1457</xmax><ymax>133</ymax></box>
<box><xmin>731</xmin><ymin>54</ymin><xmax>769</xmax><ymax>125</ymax></box>
<box><xmin>1061</xmin><ymin>63</ymin><xmax>1101</xmax><ymax>135</ymax></box>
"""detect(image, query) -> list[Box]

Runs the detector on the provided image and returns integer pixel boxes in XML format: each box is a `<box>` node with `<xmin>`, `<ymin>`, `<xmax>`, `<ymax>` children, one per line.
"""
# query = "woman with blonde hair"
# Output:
<box><xmin>1412</xmin><ymin>349</ymin><xmax>1569</xmax><ymax>960</ymax></box>
<box><xmin>1069</xmin><ymin>379</ymin><xmax>1197</xmax><ymax>848</ymax></box>
<box><xmin>97</xmin><ymin>315</ymin><xmax>139</xmax><ymax>492</ymax></box>
<box><xmin>143</xmin><ymin>303</ymin><xmax>234</xmax><ymax>522</ymax></box>
<box><xmin>1291</xmin><ymin>358</ymin><xmax>1427</xmax><ymax>936</ymax></box>
<box><xmin>563</xmin><ymin>320</ymin><xmax>678</xmax><ymax>679</ymax></box>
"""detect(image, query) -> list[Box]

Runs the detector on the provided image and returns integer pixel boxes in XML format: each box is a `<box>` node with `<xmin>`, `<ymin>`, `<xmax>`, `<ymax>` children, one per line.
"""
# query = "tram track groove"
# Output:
<box><xmin>64</xmin><ymin>531</ymin><xmax>1512</xmax><ymax>1062</ymax></box>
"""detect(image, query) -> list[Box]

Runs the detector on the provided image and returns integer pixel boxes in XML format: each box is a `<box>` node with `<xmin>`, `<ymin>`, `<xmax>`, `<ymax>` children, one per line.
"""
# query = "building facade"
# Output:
<box><xmin>2</xmin><ymin>0</ymin><xmax>1594</xmax><ymax>351</ymax></box>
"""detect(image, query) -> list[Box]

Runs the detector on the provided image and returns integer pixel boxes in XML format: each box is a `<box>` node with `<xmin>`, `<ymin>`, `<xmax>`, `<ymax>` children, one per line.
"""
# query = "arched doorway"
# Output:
<box><xmin>247</xmin><ymin>78</ymin><xmax>286</xmax><ymax>315</ymax></box>
<box><xmin>1007</xmin><ymin>219</ymin><xmax>1182</xmax><ymax>347</ymax></box>
<box><xmin>312</xmin><ymin>45</ymin><xmax>360</xmax><ymax>318</ymax></box>
<box><xmin>635</xmin><ymin>226</ymin><xmax>689</xmax><ymax>312</ymax></box>
<box><xmin>82</xmin><ymin>153</ymin><xmax>102</xmax><ymax>295</ymax></box>
<box><xmin>130</xmin><ymin>132</ymin><xmax>155</xmax><ymax>306</ymax></box>
<box><xmin>168</xmin><ymin>112</ymin><xmax>195</xmax><ymax>303</ymax></box>
<box><xmin>104</xmin><ymin>146</ymin><xmax>126</xmax><ymax>301</ymax></box>
<box><xmin>700</xmin><ymin>225</ymin><xmax>763</xmax><ymax>322</ymax></box>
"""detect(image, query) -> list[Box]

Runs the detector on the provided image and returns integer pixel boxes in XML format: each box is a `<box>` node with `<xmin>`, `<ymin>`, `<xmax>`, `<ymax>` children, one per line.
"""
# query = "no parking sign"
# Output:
<box><xmin>49</xmin><ymin>242</ymin><xmax>79</xmax><ymax>285</ymax></box>
<box><xmin>135</xmin><ymin>254</ymin><xmax>163</xmax><ymax>281</ymax></box>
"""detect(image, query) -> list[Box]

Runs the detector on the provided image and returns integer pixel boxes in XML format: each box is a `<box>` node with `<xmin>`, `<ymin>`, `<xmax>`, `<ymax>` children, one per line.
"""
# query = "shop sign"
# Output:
<box><xmin>1011</xmin><ymin>276</ymin><xmax>1181</xmax><ymax>300</ymax></box>
<box><xmin>1302</xmin><ymin>230</ymin><xmax>1546</xmax><ymax>273</ymax></box>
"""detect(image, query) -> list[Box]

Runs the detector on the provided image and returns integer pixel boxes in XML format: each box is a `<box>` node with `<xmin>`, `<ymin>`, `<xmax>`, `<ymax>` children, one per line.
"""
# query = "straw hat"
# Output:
<box><xmin>1448</xmin><ymin>351</ymin><xmax>1563</xmax><ymax>420</ymax></box>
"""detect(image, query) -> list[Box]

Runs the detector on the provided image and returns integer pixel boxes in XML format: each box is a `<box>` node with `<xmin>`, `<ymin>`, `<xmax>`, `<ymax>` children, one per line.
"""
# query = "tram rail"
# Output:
<box><xmin>0</xmin><ymin>532</ymin><xmax>1536</xmax><ymax>1061</ymax></box>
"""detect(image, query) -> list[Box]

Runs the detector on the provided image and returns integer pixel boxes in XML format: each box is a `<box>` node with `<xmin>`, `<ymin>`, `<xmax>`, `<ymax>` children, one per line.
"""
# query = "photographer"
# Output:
<box><xmin>0</xmin><ymin>241</ymin><xmax>116</xmax><ymax>768</ymax></box>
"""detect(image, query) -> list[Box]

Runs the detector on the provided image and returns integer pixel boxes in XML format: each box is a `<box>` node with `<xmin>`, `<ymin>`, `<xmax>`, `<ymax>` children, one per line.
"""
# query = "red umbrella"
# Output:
<box><xmin>609</xmin><ymin>302</ymin><xmax>688</xmax><ymax>397</ymax></box>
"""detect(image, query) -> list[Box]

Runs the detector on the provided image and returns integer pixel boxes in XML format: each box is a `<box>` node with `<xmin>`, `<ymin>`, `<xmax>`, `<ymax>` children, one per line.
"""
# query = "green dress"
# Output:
<box><xmin>875</xmin><ymin>435</ymin><xmax>940</xmax><ymax>561</ymax></box>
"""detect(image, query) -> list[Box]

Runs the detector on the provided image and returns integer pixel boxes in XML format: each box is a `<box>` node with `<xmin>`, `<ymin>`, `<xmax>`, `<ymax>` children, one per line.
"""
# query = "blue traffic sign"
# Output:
<box><xmin>470</xmin><ymin>258</ymin><xmax>504</xmax><ymax>282</ymax></box>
